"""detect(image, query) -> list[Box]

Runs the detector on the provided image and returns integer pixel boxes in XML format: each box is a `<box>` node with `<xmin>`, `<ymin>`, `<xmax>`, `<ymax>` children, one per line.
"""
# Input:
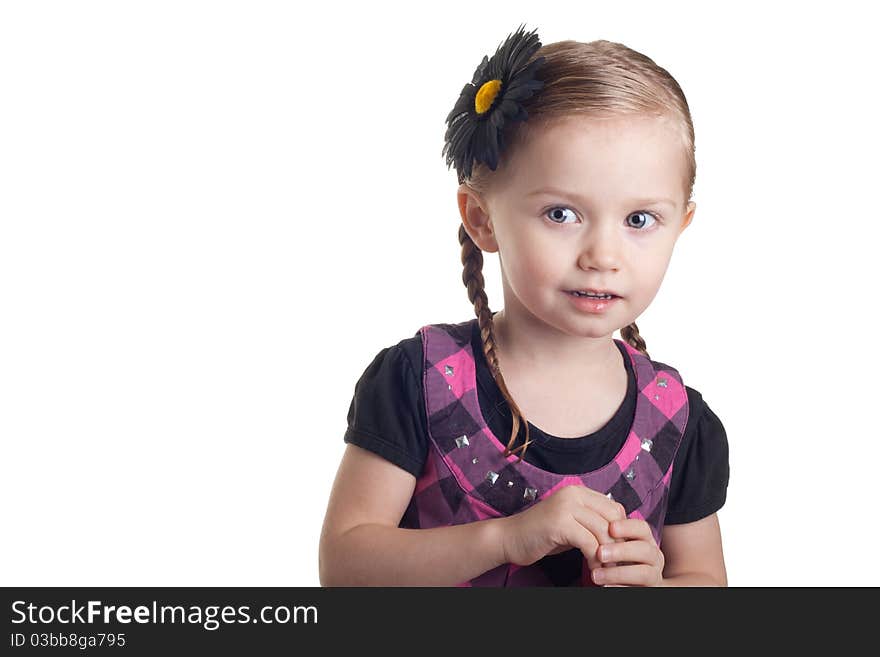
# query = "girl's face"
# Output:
<box><xmin>461</xmin><ymin>114</ymin><xmax>696</xmax><ymax>343</ymax></box>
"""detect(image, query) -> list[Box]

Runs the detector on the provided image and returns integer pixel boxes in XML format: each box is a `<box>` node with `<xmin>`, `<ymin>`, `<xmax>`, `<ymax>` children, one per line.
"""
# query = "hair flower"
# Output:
<box><xmin>442</xmin><ymin>24</ymin><xmax>546</xmax><ymax>182</ymax></box>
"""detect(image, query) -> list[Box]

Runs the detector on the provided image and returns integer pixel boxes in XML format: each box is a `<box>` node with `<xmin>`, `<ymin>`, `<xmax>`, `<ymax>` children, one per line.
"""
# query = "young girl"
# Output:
<box><xmin>319</xmin><ymin>25</ymin><xmax>729</xmax><ymax>587</ymax></box>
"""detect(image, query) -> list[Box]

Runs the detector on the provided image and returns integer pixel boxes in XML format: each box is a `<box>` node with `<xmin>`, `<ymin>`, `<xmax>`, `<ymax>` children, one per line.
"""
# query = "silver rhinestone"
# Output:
<box><xmin>635</xmin><ymin>454</ymin><xmax>640</xmax><ymax>461</ymax></box>
<box><xmin>657</xmin><ymin>377</ymin><xmax>668</xmax><ymax>387</ymax></box>
<box><xmin>523</xmin><ymin>487</ymin><xmax>538</xmax><ymax>501</ymax></box>
<box><xmin>455</xmin><ymin>435</ymin><xmax>469</xmax><ymax>448</ymax></box>
<box><xmin>625</xmin><ymin>468</ymin><xmax>636</xmax><ymax>481</ymax></box>
<box><xmin>641</xmin><ymin>438</ymin><xmax>653</xmax><ymax>452</ymax></box>
<box><xmin>472</xmin><ymin>457</ymin><xmax>479</xmax><ymax>464</ymax></box>
<box><xmin>448</xmin><ymin>384</ymin><xmax>453</xmax><ymax>390</ymax></box>
<box><xmin>654</xmin><ymin>394</ymin><xmax>660</xmax><ymax>400</ymax></box>
<box><xmin>606</xmin><ymin>492</ymin><xmax>614</xmax><ymax>500</ymax></box>
<box><xmin>507</xmin><ymin>481</ymin><xmax>514</xmax><ymax>487</ymax></box>
<box><xmin>445</xmin><ymin>364</ymin><xmax>455</xmax><ymax>376</ymax></box>
<box><xmin>486</xmin><ymin>471</ymin><xmax>499</xmax><ymax>485</ymax></box>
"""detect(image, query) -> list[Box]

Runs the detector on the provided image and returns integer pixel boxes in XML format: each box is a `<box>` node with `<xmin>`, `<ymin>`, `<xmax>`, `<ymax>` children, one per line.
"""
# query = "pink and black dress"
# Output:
<box><xmin>397</xmin><ymin>319</ymin><xmax>689</xmax><ymax>586</ymax></box>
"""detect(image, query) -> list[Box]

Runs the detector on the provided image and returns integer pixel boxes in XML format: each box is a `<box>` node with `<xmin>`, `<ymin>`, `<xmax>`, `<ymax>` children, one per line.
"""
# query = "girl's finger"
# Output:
<box><xmin>570</xmin><ymin>505</ymin><xmax>618</xmax><ymax>548</ymax></box>
<box><xmin>593</xmin><ymin>563</ymin><xmax>658</xmax><ymax>586</ymax></box>
<box><xmin>609</xmin><ymin>518</ymin><xmax>655</xmax><ymax>543</ymax></box>
<box><xmin>577</xmin><ymin>487</ymin><xmax>628</xmax><ymax>526</ymax></box>
<box><xmin>598</xmin><ymin>539</ymin><xmax>659</xmax><ymax>567</ymax></box>
<box><xmin>565</xmin><ymin>514</ymin><xmax>601</xmax><ymax>571</ymax></box>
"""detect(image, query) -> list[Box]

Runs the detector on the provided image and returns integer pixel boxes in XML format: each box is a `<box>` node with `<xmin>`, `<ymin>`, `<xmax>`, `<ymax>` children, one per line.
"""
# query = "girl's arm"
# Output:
<box><xmin>659</xmin><ymin>513</ymin><xmax>728</xmax><ymax>586</ymax></box>
<box><xmin>319</xmin><ymin>444</ymin><xmax>509</xmax><ymax>586</ymax></box>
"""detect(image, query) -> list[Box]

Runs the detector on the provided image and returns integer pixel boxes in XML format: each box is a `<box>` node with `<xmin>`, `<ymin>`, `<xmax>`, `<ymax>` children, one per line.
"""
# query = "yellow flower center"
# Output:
<box><xmin>474</xmin><ymin>79</ymin><xmax>502</xmax><ymax>114</ymax></box>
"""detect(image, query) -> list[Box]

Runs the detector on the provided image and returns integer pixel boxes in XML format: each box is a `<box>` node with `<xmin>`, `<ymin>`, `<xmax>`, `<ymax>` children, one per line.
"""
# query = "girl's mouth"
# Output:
<box><xmin>566</xmin><ymin>290</ymin><xmax>621</xmax><ymax>313</ymax></box>
<box><xmin>567</xmin><ymin>290</ymin><xmax>620</xmax><ymax>299</ymax></box>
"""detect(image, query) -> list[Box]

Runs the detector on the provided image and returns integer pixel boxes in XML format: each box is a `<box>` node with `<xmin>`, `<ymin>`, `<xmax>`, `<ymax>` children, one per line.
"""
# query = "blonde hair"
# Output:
<box><xmin>456</xmin><ymin>38</ymin><xmax>696</xmax><ymax>462</ymax></box>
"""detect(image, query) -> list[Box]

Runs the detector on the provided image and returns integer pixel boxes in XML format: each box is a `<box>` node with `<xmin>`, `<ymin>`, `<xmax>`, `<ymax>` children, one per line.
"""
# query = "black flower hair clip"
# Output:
<box><xmin>442</xmin><ymin>24</ymin><xmax>546</xmax><ymax>182</ymax></box>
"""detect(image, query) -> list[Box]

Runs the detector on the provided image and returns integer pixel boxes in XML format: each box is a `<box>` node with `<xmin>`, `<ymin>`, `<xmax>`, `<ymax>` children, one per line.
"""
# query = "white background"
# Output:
<box><xmin>2</xmin><ymin>0</ymin><xmax>877</xmax><ymax>587</ymax></box>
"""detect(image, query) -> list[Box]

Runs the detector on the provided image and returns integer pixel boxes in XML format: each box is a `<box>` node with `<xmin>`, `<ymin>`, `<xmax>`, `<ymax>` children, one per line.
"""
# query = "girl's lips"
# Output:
<box><xmin>565</xmin><ymin>290</ymin><xmax>622</xmax><ymax>313</ymax></box>
<box><xmin>566</xmin><ymin>290</ymin><xmax>622</xmax><ymax>298</ymax></box>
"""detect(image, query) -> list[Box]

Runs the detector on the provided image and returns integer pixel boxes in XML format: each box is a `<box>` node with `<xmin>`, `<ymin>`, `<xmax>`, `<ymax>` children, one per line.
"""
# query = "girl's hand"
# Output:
<box><xmin>591</xmin><ymin>517</ymin><xmax>666</xmax><ymax>587</ymax></box>
<box><xmin>499</xmin><ymin>484</ymin><xmax>627</xmax><ymax>571</ymax></box>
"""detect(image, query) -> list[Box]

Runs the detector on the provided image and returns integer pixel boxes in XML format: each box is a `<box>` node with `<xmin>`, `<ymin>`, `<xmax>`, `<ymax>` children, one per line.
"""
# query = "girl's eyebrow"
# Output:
<box><xmin>526</xmin><ymin>187</ymin><xmax>676</xmax><ymax>209</ymax></box>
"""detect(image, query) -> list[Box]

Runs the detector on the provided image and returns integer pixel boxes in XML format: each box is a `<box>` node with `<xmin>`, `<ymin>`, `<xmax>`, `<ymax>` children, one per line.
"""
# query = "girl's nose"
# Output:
<box><xmin>577</xmin><ymin>224</ymin><xmax>621</xmax><ymax>272</ymax></box>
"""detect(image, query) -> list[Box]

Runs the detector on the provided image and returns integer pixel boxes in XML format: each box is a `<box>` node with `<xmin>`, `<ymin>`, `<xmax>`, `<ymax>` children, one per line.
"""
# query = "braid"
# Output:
<box><xmin>620</xmin><ymin>321</ymin><xmax>650</xmax><ymax>359</ymax></box>
<box><xmin>458</xmin><ymin>224</ymin><xmax>536</xmax><ymax>462</ymax></box>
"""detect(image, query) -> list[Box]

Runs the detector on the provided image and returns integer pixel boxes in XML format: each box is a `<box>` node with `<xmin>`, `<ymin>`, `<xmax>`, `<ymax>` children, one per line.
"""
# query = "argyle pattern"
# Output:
<box><xmin>397</xmin><ymin>318</ymin><xmax>689</xmax><ymax>586</ymax></box>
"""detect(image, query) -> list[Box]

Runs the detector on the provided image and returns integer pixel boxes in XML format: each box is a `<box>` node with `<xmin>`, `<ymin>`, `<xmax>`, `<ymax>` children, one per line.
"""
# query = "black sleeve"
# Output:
<box><xmin>664</xmin><ymin>393</ymin><xmax>730</xmax><ymax>525</ymax></box>
<box><xmin>343</xmin><ymin>338</ymin><xmax>429</xmax><ymax>478</ymax></box>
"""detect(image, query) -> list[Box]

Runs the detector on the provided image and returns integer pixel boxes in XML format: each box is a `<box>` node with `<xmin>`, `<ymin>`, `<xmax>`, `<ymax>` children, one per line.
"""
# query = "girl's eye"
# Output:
<box><xmin>545</xmin><ymin>207</ymin><xmax>578</xmax><ymax>224</ymax></box>
<box><xmin>625</xmin><ymin>210</ymin><xmax>660</xmax><ymax>230</ymax></box>
<box><xmin>545</xmin><ymin>206</ymin><xmax>662</xmax><ymax>230</ymax></box>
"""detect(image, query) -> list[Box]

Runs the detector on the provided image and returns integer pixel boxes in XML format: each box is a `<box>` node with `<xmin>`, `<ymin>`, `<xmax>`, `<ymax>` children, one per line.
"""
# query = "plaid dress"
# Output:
<box><xmin>398</xmin><ymin>319</ymin><xmax>689</xmax><ymax>586</ymax></box>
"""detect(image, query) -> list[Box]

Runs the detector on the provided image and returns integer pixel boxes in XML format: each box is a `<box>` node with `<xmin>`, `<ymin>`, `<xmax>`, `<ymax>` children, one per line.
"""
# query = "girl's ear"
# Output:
<box><xmin>679</xmin><ymin>201</ymin><xmax>696</xmax><ymax>234</ymax></box>
<box><xmin>457</xmin><ymin>184</ymin><xmax>499</xmax><ymax>253</ymax></box>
